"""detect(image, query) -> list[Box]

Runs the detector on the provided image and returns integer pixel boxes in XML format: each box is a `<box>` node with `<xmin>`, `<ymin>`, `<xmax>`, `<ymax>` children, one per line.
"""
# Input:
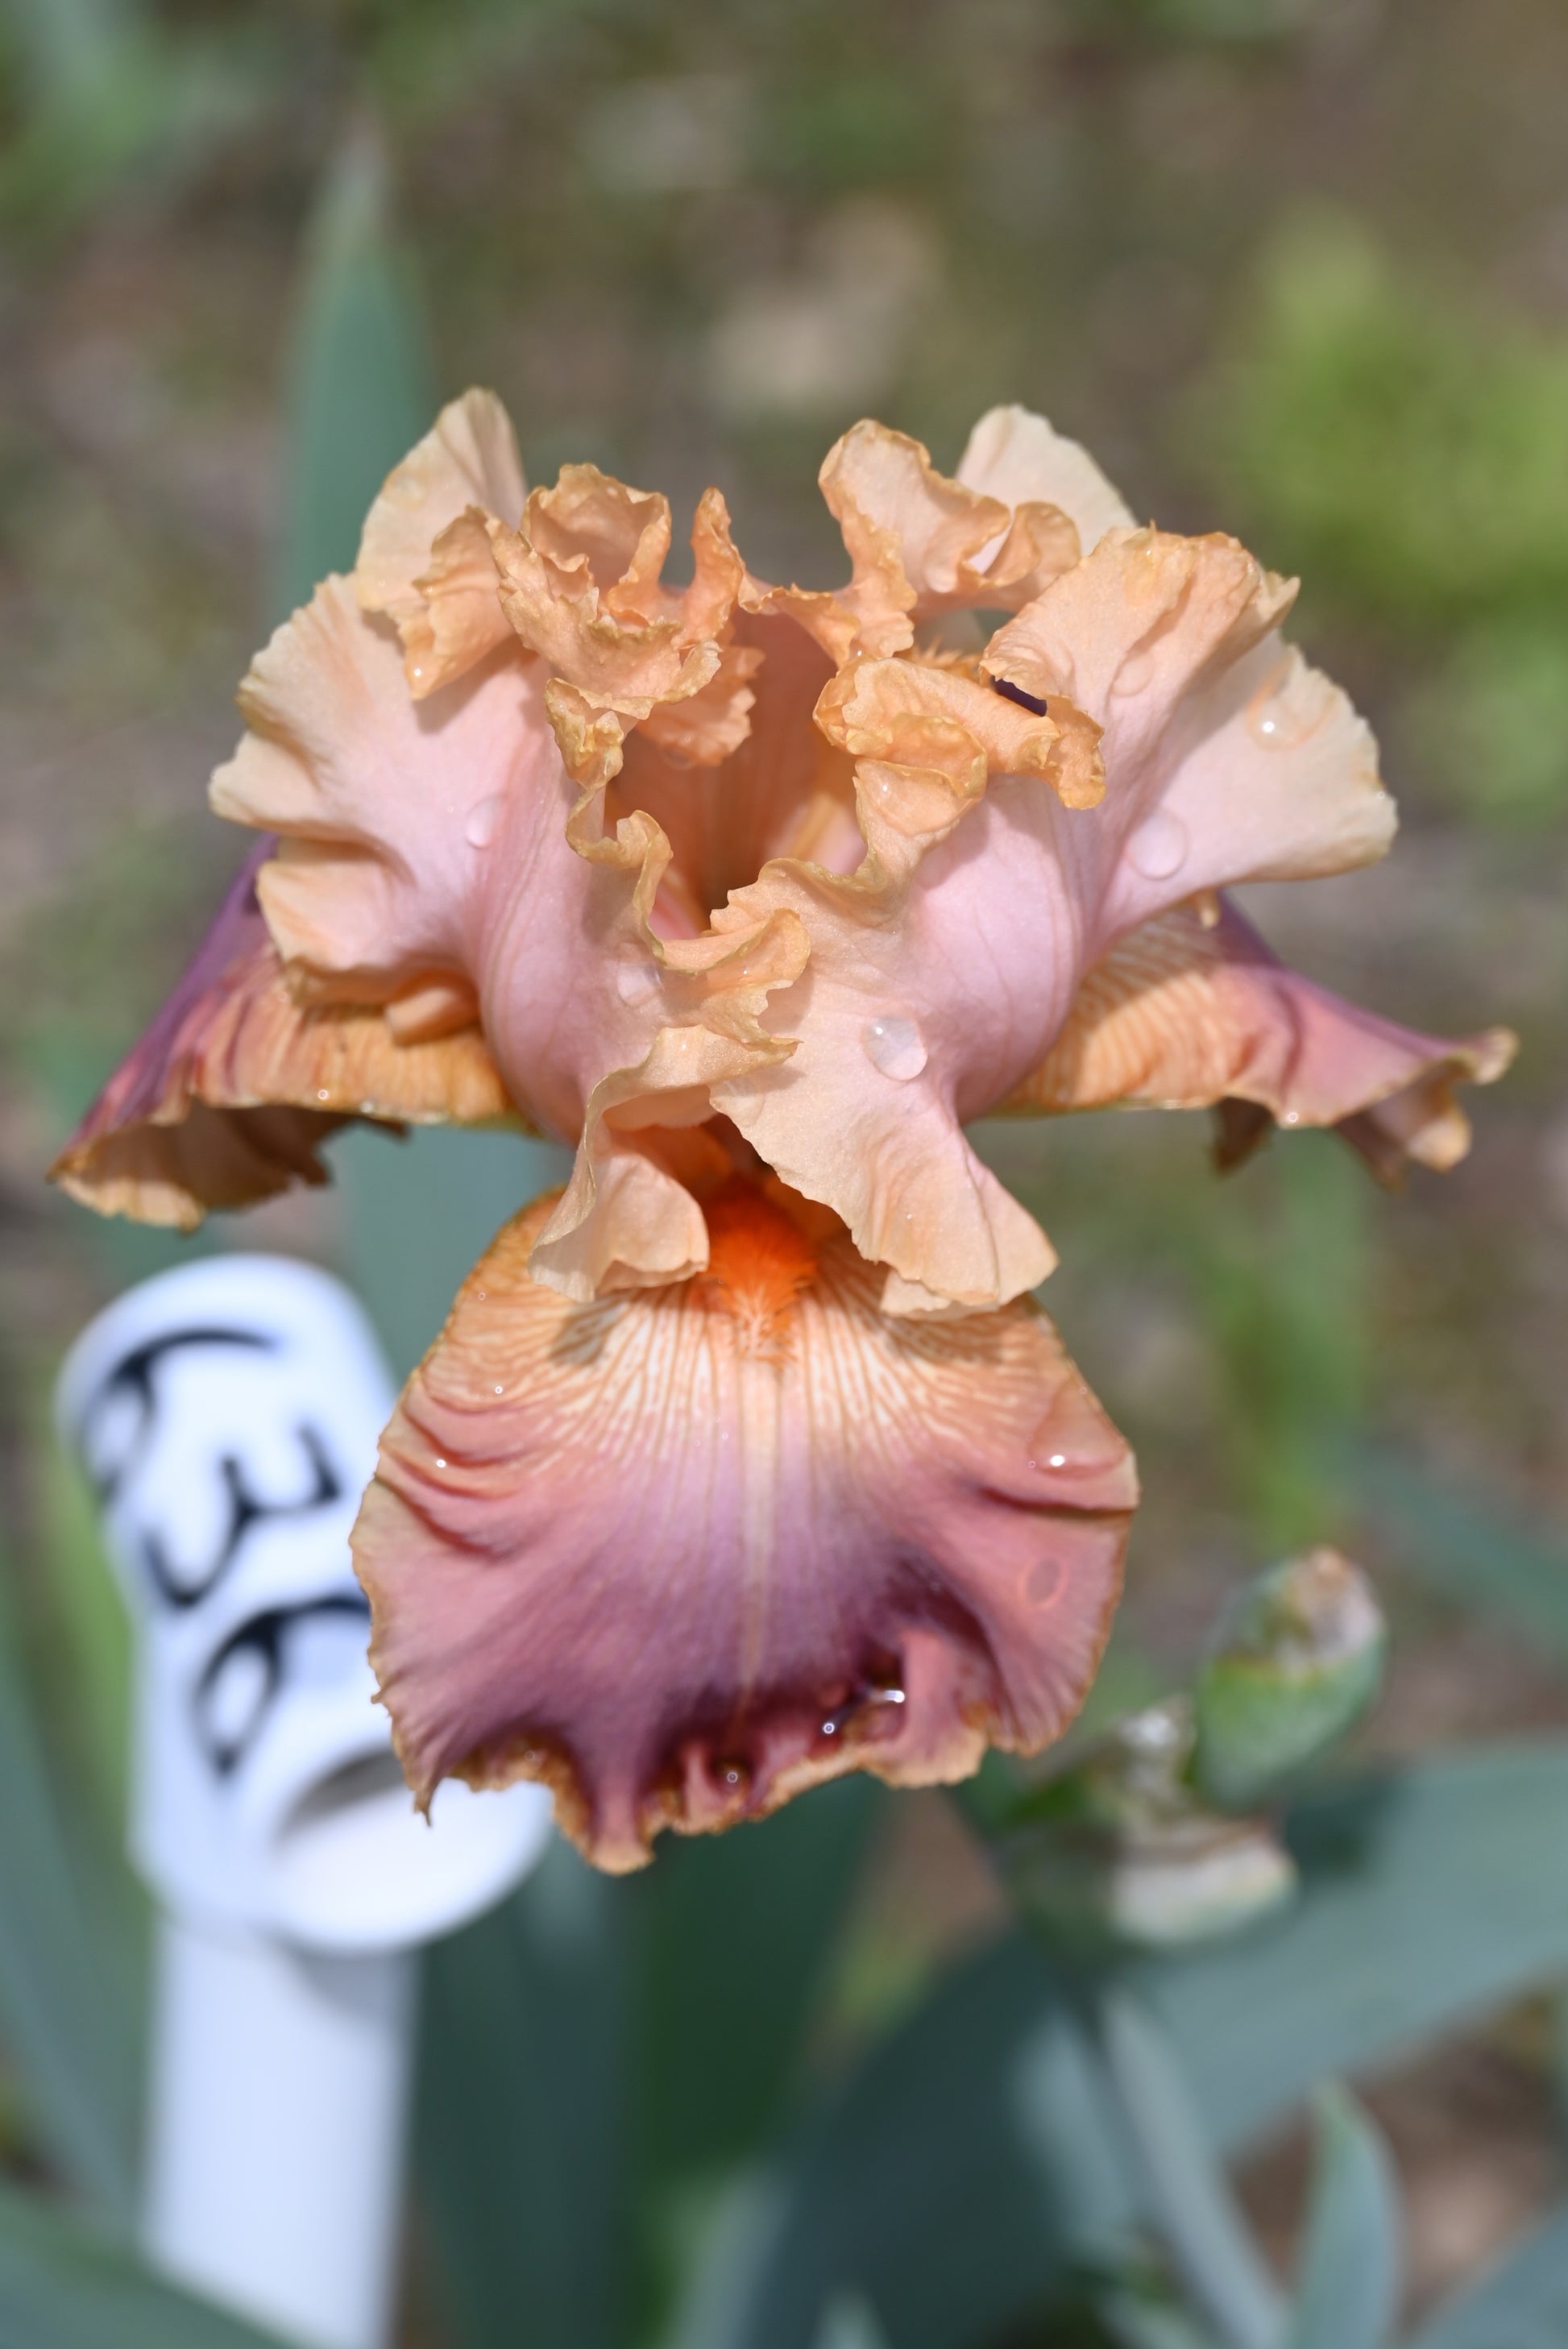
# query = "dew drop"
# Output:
<box><xmin>713</xmin><ymin>1755</ymin><xmax>751</xmax><ymax>1795</ymax></box>
<box><xmin>316</xmin><ymin>1088</ymin><xmax>331</xmax><ymax>1102</ymax></box>
<box><xmin>617</xmin><ymin>959</ymin><xmax>661</xmax><ymax>1006</ymax></box>
<box><xmin>465</xmin><ymin>794</ymin><xmax>502</xmax><ymax>849</ymax></box>
<box><xmin>1027</xmin><ymin>1426</ymin><xmax>1127</xmax><ymax>1480</ymax></box>
<box><xmin>1126</xmin><ymin>808</ymin><xmax>1188</xmax><ymax>880</ymax></box>
<box><xmin>434</xmin><ymin>1458</ymin><xmax>446</xmax><ymax>1469</ymax></box>
<box><xmin>862</xmin><ymin>1015</ymin><xmax>927</xmax><ymax>1081</ymax></box>
<box><xmin>1113</xmin><ymin>647</ymin><xmax>1155</xmax><ymax>697</ymax></box>
<box><xmin>1247</xmin><ymin>653</ymin><xmax>1336</xmax><ymax>751</ymax></box>
<box><xmin>1025</xmin><ymin>1555</ymin><xmax>1066</xmax><ymax>1609</ymax></box>
<box><xmin>493</xmin><ymin>1384</ymin><xmax>504</xmax><ymax>1396</ymax></box>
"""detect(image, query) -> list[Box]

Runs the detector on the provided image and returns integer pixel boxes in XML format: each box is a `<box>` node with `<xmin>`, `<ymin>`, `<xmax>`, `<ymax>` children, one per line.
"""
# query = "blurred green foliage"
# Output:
<box><xmin>1202</xmin><ymin>213</ymin><xmax>1568</xmax><ymax>826</ymax></box>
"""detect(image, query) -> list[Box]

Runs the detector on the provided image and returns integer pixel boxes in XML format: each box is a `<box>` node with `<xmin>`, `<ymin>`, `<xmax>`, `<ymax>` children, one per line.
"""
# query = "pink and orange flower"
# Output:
<box><xmin>53</xmin><ymin>394</ymin><xmax>1511</xmax><ymax>1870</ymax></box>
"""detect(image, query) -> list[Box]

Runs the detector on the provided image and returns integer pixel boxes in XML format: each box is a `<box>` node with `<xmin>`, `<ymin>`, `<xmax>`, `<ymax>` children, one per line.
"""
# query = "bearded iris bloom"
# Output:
<box><xmin>54</xmin><ymin>395</ymin><xmax>1510</xmax><ymax>1870</ymax></box>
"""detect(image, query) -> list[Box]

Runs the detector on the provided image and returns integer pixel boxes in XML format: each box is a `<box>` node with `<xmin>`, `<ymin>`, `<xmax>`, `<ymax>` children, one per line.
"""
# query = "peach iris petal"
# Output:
<box><xmin>709</xmin><ymin>659</ymin><xmax>1104</xmax><ymax>1314</ymax></box>
<box><xmin>205</xmin><ymin>575</ymin><xmax>709</xmax><ymax>1201</ymax></box>
<box><xmin>817</xmin><ymin>419</ymin><xmax>1081</xmax><ymax>649</ymax></box>
<box><xmin>356</xmin><ymin>1175</ymin><xmax>1136</xmax><ymax>1874</ymax></box>
<box><xmin>737</xmin><ymin>419</ymin><xmax>1084</xmax><ymax>670</ymax></box>
<box><xmin>489</xmin><ymin>468</ymin><xmax>751</xmax><ymax>788</ymax></box>
<box><xmin>956</xmin><ymin>403</ymin><xmax>1136</xmax><ymax>555</ymax></box>
<box><xmin>49</xmin><ymin>843</ymin><xmax>514</xmax><ymax>1230</ymax></box>
<box><xmin>1001</xmin><ymin>894</ymin><xmax>1515</xmax><ymax>1173</ymax></box>
<box><xmin>984</xmin><ymin>531</ymin><xmax>1396</xmax><ymax>918</ymax></box>
<box><xmin>714</xmin><ymin>525</ymin><xmax>1400</xmax><ymax>1314</ymax></box>
<box><xmin>60</xmin><ymin>398</ymin><xmax>1505</xmax><ymax>1326</ymax></box>
<box><xmin>355</xmin><ymin>388</ymin><xmax>527</xmax><ymax>697</ymax></box>
<box><xmin>612</xmin><ymin>610</ymin><xmax>861</xmax><ymax>928</ymax></box>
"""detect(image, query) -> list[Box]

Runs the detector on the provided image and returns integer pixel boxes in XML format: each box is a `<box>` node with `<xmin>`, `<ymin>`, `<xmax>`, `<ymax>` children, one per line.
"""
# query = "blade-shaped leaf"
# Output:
<box><xmin>635</xmin><ymin>1777</ymin><xmax>883</xmax><ymax>2181</ymax></box>
<box><xmin>811</xmin><ymin>2291</ymin><xmax>892</xmax><ymax>2349</ymax></box>
<box><xmin>1101</xmin><ymin>2291</ymin><xmax>1224</xmax><ymax>2349</ymax></box>
<box><xmin>0</xmin><ymin>1558</ymin><xmax>139</xmax><ymax>2217</ymax></box>
<box><xmin>0</xmin><ymin>2181</ymin><xmax>290</xmax><ymax>2348</ymax></box>
<box><xmin>1285</xmin><ymin>2087</ymin><xmax>1399</xmax><ymax>2349</ymax></box>
<box><xmin>669</xmin><ymin>1944</ymin><xmax>1130</xmax><ymax>2349</ymax></box>
<box><xmin>273</xmin><ymin>109</ymin><xmax>433</xmax><ymax>623</ymax></box>
<box><xmin>1147</xmin><ymin>1742</ymin><xmax>1568</xmax><ymax>2148</ymax></box>
<box><xmin>1408</xmin><ymin>2205</ymin><xmax>1568</xmax><ymax>2349</ymax></box>
<box><xmin>1096</xmin><ymin>1990</ymin><xmax>1282</xmax><ymax>2349</ymax></box>
<box><xmin>1352</xmin><ymin>1448</ymin><xmax>1568</xmax><ymax>1662</ymax></box>
<box><xmin>334</xmin><ymin>1126</ymin><xmax>570</xmax><ymax>1376</ymax></box>
<box><xmin>415</xmin><ymin>1841</ymin><xmax>632</xmax><ymax>2349</ymax></box>
<box><xmin>691</xmin><ymin>1742</ymin><xmax>1568</xmax><ymax>2349</ymax></box>
<box><xmin>632</xmin><ymin>1782</ymin><xmax>885</xmax><ymax>2339</ymax></box>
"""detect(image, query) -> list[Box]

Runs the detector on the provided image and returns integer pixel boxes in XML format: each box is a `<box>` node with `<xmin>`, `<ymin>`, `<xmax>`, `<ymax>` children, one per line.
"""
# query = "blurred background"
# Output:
<box><xmin>2</xmin><ymin>2</ymin><xmax>1568</xmax><ymax>2344</ymax></box>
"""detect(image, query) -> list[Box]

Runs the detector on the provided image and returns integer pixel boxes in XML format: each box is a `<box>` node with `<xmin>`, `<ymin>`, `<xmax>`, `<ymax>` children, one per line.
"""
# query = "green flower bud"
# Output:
<box><xmin>1193</xmin><ymin>1546</ymin><xmax>1385</xmax><ymax>1812</ymax></box>
<box><xmin>998</xmin><ymin>1698</ymin><xmax>1296</xmax><ymax>1953</ymax></box>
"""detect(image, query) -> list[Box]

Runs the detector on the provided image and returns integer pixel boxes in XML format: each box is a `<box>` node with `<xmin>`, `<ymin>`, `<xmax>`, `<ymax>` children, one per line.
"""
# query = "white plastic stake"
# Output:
<box><xmin>58</xmin><ymin>1255</ymin><xmax>552</xmax><ymax>2349</ymax></box>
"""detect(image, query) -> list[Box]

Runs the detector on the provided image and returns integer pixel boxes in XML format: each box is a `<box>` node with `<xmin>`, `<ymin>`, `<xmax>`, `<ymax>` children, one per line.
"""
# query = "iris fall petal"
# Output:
<box><xmin>358</xmin><ymin>1174</ymin><xmax>1136</xmax><ymax>1873</ymax></box>
<box><xmin>1001</xmin><ymin>894</ymin><xmax>1515</xmax><ymax>1176</ymax></box>
<box><xmin>50</xmin><ymin>842</ymin><xmax>514</xmax><ymax>1230</ymax></box>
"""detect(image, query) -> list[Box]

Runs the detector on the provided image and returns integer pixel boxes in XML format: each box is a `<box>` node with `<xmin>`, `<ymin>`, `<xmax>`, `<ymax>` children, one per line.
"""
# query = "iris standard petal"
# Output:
<box><xmin>956</xmin><ymin>403</ymin><xmax>1136</xmax><ymax>555</ymax></box>
<box><xmin>356</xmin><ymin>1172</ymin><xmax>1136</xmax><ymax>1873</ymax></box>
<box><xmin>355</xmin><ymin>387</ymin><xmax>527</xmax><ymax>696</ymax></box>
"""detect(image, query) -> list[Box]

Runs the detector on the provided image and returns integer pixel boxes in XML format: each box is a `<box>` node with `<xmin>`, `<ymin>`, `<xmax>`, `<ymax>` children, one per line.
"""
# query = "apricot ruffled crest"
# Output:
<box><xmin>52</xmin><ymin>390</ymin><xmax>1512</xmax><ymax>1866</ymax></box>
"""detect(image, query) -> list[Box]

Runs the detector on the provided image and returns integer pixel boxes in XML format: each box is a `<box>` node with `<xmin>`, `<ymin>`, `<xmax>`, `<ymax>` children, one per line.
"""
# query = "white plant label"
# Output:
<box><xmin>57</xmin><ymin>1254</ymin><xmax>550</xmax><ymax>1953</ymax></box>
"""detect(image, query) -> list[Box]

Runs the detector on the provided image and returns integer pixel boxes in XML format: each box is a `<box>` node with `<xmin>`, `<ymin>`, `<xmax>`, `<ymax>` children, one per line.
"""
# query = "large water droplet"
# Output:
<box><xmin>862</xmin><ymin>1015</ymin><xmax>927</xmax><ymax>1081</ymax></box>
<box><xmin>617</xmin><ymin>960</ymin><xmax>661</xmax><ymax>1006</ymax></box>
<box><xmin>1247</xmin><ymin>651</ymin><xmax>1336</xmax><ymax>751</ymax></box>
<box><xmin>1126</xmin><ymin>808</ymin><xmax>1188</xmax><ymax>880</ymax></box>
<box><xmin>465</xmin><ymin>794</ymin><xmax>501</xmax><ymax>849</ymax></box>
<box><xmin>1024</xmin><ymin>1555</ymin><xmax>1066</xmax><ymax>1610</ymax></box>
<box><xmin>1113</xmin><ymin>647</ymin><xmax>1156</xmax><ymax>697</ymax></box>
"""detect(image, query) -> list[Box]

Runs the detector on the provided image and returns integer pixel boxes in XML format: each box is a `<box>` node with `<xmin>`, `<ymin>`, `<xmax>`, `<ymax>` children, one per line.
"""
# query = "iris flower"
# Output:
<box><xmin>54</xmin><ymin>395</ymin><xmax>1510</xmax><ymax>1870</ymax></box>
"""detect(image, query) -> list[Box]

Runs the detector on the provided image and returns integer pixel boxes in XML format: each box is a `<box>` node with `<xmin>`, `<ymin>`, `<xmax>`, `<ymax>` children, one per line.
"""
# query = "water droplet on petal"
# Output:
<box><xmin>1113</xmin><ymin>647</ymin><xmax>1156</xmax><ymax>696</ymax></box>
<box><xmin>862</xmin><ymin>1015</ymin><xmax>927</xmax><ymax>1081</ymax></box>
<box><xmin>1126</xmin><ymin>809</ymin><xmax>1188</xmax><ymax>880</ymax></box>
<box><xmin>1027</xmin><ymin>1423</ymin><xmax>1129</xmax><ymax>1481</ymax></box>
<box><xmin>713</xmin><ymin>1755</ymin><xmax>751</xmax><ymax>1795</ymax></box>
<box><xmin>316</xmin><ymin>1088</ymin><xmax>331</xmax><ymax>1102</ymax></box>
<box><xmin>466</xmin><ymin>794</ymin><xmax>502</xmax><ymax>849</ymax></box>
<box><xmin>1025</xmin><ymin>1555</ymin><xmax>1066</xmax><ymax>1608</ymax></box>
<box><xmin>1247</xmin><ymin>652</ymin><xmax>1337</xmax><ymax>750</ymax></box>
<box><xmin>617</xmin><ymin>959</ymin><xmax>661</xmax><ymax>1006</ymax></box>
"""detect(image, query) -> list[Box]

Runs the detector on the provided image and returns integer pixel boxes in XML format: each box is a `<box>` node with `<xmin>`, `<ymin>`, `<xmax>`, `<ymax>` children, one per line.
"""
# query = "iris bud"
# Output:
<box><xmin>1193</xmin><ymin>1546</ymin><xmax>1385</xmax><ymax>1812</ymax></box>
<box><xmin>997</xmin><ymin>1698</ymin><xmax>1296</xmax><ymax>1953</ymax></box>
